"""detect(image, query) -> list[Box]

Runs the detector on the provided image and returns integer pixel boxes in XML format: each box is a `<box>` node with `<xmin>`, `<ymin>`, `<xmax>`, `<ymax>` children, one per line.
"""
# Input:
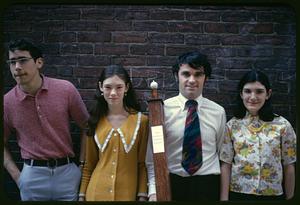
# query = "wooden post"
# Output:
<box><xmin>148</xmin><ymin>80</ymin><xmax>172</xmax><ymax>201</ymax></box>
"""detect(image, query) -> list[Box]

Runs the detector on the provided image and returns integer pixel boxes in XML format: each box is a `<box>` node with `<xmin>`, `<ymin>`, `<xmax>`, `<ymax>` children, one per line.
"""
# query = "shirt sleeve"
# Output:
<box><xmin>281</xmin><ymin>120</ymin><xmax>297</xmax><ymax>165</ymax></box>
<box><xmin>3</xmin><ymin>101</ymin><xmax>13</xmax><ymax>143</ymax></box>
<box><xmin>145</xmin><ymin>127</ymin><xmax>157</xmax><ymax>196</ymax></box>
<box><xmin>67</xmin><ymin>84</ymin><xmax>89</xmax><ymax>128</ymax></box>
<box><xmin>216</xmin><ymin>108</ymin><xmax>227</xmax><ymax>153</ymax></box>
<box><xmin>219</xmin><ymin>123</ymin><xmax>234</xmax><ymax>164</ymax></box>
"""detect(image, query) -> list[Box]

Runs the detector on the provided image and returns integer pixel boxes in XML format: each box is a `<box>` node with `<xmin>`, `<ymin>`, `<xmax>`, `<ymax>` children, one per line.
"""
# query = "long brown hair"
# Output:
<box><xmin>87</xmin><ymin>65</ymin><xmax>141</xmax><ymax>136</ymax></box>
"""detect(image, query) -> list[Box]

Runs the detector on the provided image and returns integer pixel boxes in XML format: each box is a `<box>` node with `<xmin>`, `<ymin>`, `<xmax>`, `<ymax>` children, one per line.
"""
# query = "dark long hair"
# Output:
<box><xmin>233</xmin><ymin>70</ymin><xmax>277</xmax><ymax>121</ymax></box>
<box><xmin>87</xmin><ymin>65</ymin><xmax>141</xmax><ymax>136</ymax></box>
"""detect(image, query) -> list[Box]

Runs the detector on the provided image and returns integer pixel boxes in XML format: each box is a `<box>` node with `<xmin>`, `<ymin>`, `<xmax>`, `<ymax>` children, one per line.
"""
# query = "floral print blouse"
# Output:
<box><xmin>220</xmin><ymin>113</ymin><xmax>296</xmax><ymax>196</ymax></box>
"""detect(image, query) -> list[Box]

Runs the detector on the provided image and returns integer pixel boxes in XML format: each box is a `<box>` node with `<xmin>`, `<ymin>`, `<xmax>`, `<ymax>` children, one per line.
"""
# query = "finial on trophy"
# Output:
<box><xmin>150</xmin><ymin>80</ymin><xmax>158</xmax><ymax>98</ymax></box>
<box><xmin>150</xmin><ymin>80</ymin><xmax>158</xmax><ymax>89</ymax></box>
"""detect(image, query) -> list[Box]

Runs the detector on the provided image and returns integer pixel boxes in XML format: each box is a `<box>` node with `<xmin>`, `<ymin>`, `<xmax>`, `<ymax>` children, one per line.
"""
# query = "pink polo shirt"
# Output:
<box><xmin>4</xmin><ymin>76</ymin><xmax>89</xmax><ymax>160</ymax></box>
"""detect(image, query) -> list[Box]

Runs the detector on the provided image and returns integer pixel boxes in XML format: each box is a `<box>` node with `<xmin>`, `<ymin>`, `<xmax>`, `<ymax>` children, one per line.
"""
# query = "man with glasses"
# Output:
<box><xmin>4</xmin><ymin>38</ymin><xmax>89</xmax><ymax>201</ymax></box>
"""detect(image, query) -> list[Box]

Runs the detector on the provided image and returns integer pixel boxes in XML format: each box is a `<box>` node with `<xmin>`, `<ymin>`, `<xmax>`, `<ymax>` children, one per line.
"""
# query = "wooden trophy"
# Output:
<box><xmin>148</xmin><ymin>80</ymin><xmax>172</xmax><ymax>201</ymax></box>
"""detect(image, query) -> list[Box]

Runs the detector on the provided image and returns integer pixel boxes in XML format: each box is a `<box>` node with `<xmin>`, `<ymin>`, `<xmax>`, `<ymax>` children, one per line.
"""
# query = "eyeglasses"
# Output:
<box><xmin>6</xmin><ymin>57</ymin><xmax>33</xmax><ymax>66</ymax></box>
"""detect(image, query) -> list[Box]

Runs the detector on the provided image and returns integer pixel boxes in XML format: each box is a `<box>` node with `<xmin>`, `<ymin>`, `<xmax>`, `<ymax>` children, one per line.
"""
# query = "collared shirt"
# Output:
<box><xmin>80</xmin><ymin>112</ymin><xmax>148</xmax><ymax>201</ymax></box>
<box><xmin>4</xmin><ymin>76</ymin><xmax>89</xmax><ymax>159</ymax></box>
<box><xmin>146</xmin><ymin>93</ymin><xmax>227</xmax><ymax>195</ymax></box>
<box><xmin>220</xmin><ymin>113</ymin><xmax>297</xmax><ymax>196</ymax></box>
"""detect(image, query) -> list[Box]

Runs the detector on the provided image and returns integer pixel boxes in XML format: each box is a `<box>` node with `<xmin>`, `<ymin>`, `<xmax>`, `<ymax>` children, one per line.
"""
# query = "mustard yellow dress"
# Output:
<box><xmin>79</xmin><ymin>112</ymin><xmax>149</xmax><ymax>201</ymax></box>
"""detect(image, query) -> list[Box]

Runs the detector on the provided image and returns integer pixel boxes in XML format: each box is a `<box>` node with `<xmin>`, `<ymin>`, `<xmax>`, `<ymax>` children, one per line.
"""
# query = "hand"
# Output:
<box><xmin>148</xmin><ymin>194</ymin><xmax>157</xmax><ymax>201</ymax></box>
<box><xmin>79</xmin><ymin>165</ymin><xmax>83</xmax><ymax>172</ymax></box>
<box><xmin>78</xmin><ymin>196</ymin><xmax>85</xmax><ymax>201</ymax></box>
<box><xmin>286</xmin><ymin>194</ymin><xmax>294</xmax><ymax>200</ymax></box>
<box><xmin>220</xmin><ymin>197</ymin><xmax>229</xmax><ymax>201</ymax></box>
<box><xmin>138</xmin><ymin>196</ymin><xmax>148</xmax><ymax>201</ymax></box>
<box><xmin>15</xmin><ymin>172</ymin><xmax>21</xmax><ymax>184</ymax></box>
<box><xmin>15</xmin><ymin>171</ymin><xmax>21</xmax><ymax>188</ymax></box>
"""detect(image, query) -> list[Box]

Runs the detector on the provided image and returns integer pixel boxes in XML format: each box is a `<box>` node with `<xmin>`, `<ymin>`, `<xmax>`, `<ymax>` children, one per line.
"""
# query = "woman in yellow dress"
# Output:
<box><xmin>79</xmin><ymin>65</ymin><xmax>148</xmax><ymax>201</ymax></box>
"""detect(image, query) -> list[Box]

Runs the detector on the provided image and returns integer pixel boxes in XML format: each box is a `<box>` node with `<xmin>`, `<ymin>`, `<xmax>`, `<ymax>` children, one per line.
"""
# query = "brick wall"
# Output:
<box><xmin>2</xmin><ymin>4</ymin><xmax>296</xmax><ymax>200</ymax></box>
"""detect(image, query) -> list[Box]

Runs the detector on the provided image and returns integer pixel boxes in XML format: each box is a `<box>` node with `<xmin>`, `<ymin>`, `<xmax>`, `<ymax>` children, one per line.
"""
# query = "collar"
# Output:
<box><xmin>244</xmin><ymin>111</ymin><xmax>260</xmax><ymax>123</ymax></box>
<box><xmin>177</xmin><ymin>93</ymin><xmax>203</xmax><ymax>111</ymax></box>
<box><xmin>16</xmin><ymin>75</ymin><xmax>49</xmax><ymax>101</ymax></box>
<box><xmin>94</xmin><ymin>112</ymin><xmax>142</xmax><ymax>153</ymax></box>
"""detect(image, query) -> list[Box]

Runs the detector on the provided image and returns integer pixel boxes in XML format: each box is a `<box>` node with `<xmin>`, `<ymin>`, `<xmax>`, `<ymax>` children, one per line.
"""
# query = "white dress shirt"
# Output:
<box><xmin>146</xmin><ymin>93</ymin><xmax>227</xmax><ymax>196</ymax></box>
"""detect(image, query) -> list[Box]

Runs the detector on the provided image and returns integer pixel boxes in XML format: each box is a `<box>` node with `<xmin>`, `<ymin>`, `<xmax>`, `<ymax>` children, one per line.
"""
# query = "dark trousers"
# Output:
<box><xmin>170</xmin><ymin>173</ymin><xmax>220</xmax><ymax>201</ymax></box>
<box><xmin>230</xmin><ymin>191</ymin><xmax>285</xmax><ymax>201</ymax></box>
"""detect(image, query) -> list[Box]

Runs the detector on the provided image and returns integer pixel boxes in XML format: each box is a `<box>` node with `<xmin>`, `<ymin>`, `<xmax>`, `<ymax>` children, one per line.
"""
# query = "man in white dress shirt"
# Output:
<box><xmin>146</xmin><ymin>51</ymin><xmax>227</xmax><ymax>201</ymax></box>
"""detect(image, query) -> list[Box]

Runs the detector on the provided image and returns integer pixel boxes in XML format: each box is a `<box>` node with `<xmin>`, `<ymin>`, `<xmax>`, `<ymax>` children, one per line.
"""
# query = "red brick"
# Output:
<box><xmin>95</xmin><ymin>44</ymin><xmax>129</xmax><ymax>55</ymax></box>
<box><xmin>222</xmin><ymin>35</ymin><xmax>255</xmax><ymax>45</ymax></box>
<box><xmin>112</xmin><ymin>56</ymin><xmax>146</xmax><ymax>66</ymax></box>
<box><xmin>186</xmin><ymin>11</ymin><xmax>220</xmax><ymax>21</ymax></box>
<box><xmin>222</xmin><ymin>12</ymin><xmax>256</xmax><ymax>22</ymax></box>
<box><xmin>133</xmin><ymin>21</ymin><xmax>168</xmax><ymax>32</ymax></box>
<box><xmin>81</xmin><ymin>9</ymin><xmax>115</xmax><ymax>20</ymax></box>
<box><xmin>204</xmin><ymin>23</ymin><xmax>238</xmax><ymax>33</ymax></box>
<box><xmin>149</xmin><ymin>33</ymin><xmax>184</xmax><ymax>44</ymax></box>
<box><xmin>130</xmin><ymin>45</ymin><xmax>164</xmax><ymax>55</ymax></box>
<box><xmin>45</xmin><ymin>32</ymin><xmax>76</xmax><ymax>42</ymax></box>
<box><xmin>113</xmin><ymin>32</ymin><xmax>146</xmax><ymax>43</ymax></box>
<box><xmin>78</xmin><ymin>32</ymin><xmax>111</xmax><ymax>42</ymax></box>
<box><xmin>150</xmin><ymin>10</ymin><xmax>184</xmax><ymax>20</ymax></box>
<box><xmin>168</xmin><ymin>22</ymin><xmax>203</xmax><ymax>33</ymax></box>
<box><xmin>185</xmin><ymin>34</ymin><xmax>220</xmax><ymax>45</ymax></box>
<box><xmin>98</xmin><ymin>21</ymin><xmax>132</xmax><ymax>31</ymax></box>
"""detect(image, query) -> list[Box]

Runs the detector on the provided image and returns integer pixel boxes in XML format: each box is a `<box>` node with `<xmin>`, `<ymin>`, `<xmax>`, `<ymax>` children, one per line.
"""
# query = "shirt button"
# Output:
<box><xmin>111</xmin><ymin>175</ymin><xmax>114</xmax><ymax>178</ymax></box>
<box><xmin>112</xmin><ymin>161</ymin><xmax>116</xmax><ymax>165</ymax></box>
<box><xmin>37</xmin><ymin>106</ymin><xmax>40</xmax><ymax>109</ymax></box>
<box><xmin>109</xmin><ymin>189</ymin><xmax>113</xmax><ymax>193</ymax></box>
<box><xmin>114</xmin><ymin>133</ymin><xmax>117</xmax><ymax>137</ymax></box>
<box><xmin>113</xmin><ymin>148</ymin><xmax>117</xmax><ymax>152</ymax></box>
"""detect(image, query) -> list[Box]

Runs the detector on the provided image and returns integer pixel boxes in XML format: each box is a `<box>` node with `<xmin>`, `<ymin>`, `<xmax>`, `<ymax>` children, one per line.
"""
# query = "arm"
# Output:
<box><xmin>67</xmin><ymin>83</ymin><xmax>89</xmax><ymax>165</ymax></box>
<box><xmin>280</xmin><ymin>120</ymin><xmax>297</xmax><ymax>200</ymax></box>
<box><xmin>79</xmin><ymin>129</ymin><xmax>87</xmax><ymax>169</ymax></box>
<box><xmin>137</xmin><ymin>115</ymin><xmax>149</xmax><ymax>201</ymax></box>
<box><xmin>145</xmin><ymin>129</ymin><xmax>157</xmax><ymax>201</ymax></box>
<box><xmin>284</xmin><ymin>163</ymin><xmax>295</xmax><ymax>200</ymax></box>
<box><xmin>220</xmin><ymin>162</ymin><xmax>231</xmax><ymax>201</ymax></box>
<box><xmin>3</xmin><ymin>110</ymin><xmax>21</xmax><ymax>186</ymax></box>
<box><xmin>78</xmin><ymin>135</ymin><xmax>98</xmax><ymax>201</ymax></box>
<box><xmin>219</xmin><ymin>122</ymin><xmax>234</xmax><ymax>201</ymax></box>
<box><xmin>4</xmin><ymin>142</ymin><xmax>20</xmax><ymax>185</ymax></box>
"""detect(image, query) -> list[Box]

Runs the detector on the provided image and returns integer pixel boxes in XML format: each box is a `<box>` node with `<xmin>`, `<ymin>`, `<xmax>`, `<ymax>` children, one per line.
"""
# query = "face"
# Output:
<box><xmin>241</xmin><ymin>81</ymin><xmax>272</xmax><ymax>116</ymax></box>
<box><xmin>99</xmin><ymin>75</ymin><xmax>129</xmax><ymax>107</ymax></box>
<box><xmin>177</xmin><ymin>64</ymin><xmax>206</xmax><ymax>100</ymax></box>
<box><xmin>8</xmin><ymin>50</ymin><xmax>43</xmax><ymax>87</ymax></box>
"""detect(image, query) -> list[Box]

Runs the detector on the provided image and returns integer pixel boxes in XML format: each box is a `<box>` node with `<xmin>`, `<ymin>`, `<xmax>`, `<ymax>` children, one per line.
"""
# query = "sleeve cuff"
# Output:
<box><xmin>78</xmin><ymin>193</ymin><xmax>86</xmax><ymax>197</ymax></box>
<box><xmin>148</xmin><ymin>183</ymin><xmax>157</xmax><ymax>197</ymax></box>
<box><xmin>137</xmin><ymin>192</ymin><xmax>148</xmax><ymax>197</ymax></box>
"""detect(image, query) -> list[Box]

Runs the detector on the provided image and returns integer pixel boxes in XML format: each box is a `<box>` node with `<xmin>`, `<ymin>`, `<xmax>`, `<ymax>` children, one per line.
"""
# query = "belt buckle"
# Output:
<box><xmin>47</xmin><ymin>159</ymin><xmax>57</xmax><ymax>168</ymax></box>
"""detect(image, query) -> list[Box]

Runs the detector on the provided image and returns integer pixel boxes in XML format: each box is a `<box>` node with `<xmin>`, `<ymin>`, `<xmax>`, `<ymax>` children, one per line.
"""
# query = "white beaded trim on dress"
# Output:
<box><xmin>94</xmin><ymin>112</ymin><xmax>142</xmax><ymax>153</ymax></box>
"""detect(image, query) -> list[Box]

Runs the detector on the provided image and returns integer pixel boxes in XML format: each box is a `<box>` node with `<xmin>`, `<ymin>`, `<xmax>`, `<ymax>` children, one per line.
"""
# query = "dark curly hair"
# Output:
<box><xmin>172</xmin><ymin>51</ymin><xmax>212</xmax><ymax>78</ymax></box>
<box><xmin>8</xmin><ymin>38</ymin><xmax>43</xmax><ymax>60</ymax></box>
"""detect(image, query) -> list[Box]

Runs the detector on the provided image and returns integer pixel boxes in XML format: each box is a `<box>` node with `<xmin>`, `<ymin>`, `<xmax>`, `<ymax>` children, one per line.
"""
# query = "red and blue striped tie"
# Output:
<box><xmin>181</xmin><ymin>100</ymin><xmax>202</xmax><ymax>175</ymax></box>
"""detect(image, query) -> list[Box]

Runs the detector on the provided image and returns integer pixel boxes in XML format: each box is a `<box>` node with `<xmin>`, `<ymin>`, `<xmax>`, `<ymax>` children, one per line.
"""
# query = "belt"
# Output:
<box><xmin>24</xmin><ymin>157</ymin><xmax>74</xmax><ymax>168</ymax></box>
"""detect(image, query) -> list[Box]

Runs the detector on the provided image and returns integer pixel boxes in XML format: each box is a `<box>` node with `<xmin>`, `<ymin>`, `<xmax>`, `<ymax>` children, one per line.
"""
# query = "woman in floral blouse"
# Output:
<box><xmin>78</xmin><ymin>65</ymin><xmax>148</xmax><ymax>201</ymax></box>
<box><xmin>220</xmin><ymin>70</ymin><xmax>296</xmax><ymax>201</ymax></box>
